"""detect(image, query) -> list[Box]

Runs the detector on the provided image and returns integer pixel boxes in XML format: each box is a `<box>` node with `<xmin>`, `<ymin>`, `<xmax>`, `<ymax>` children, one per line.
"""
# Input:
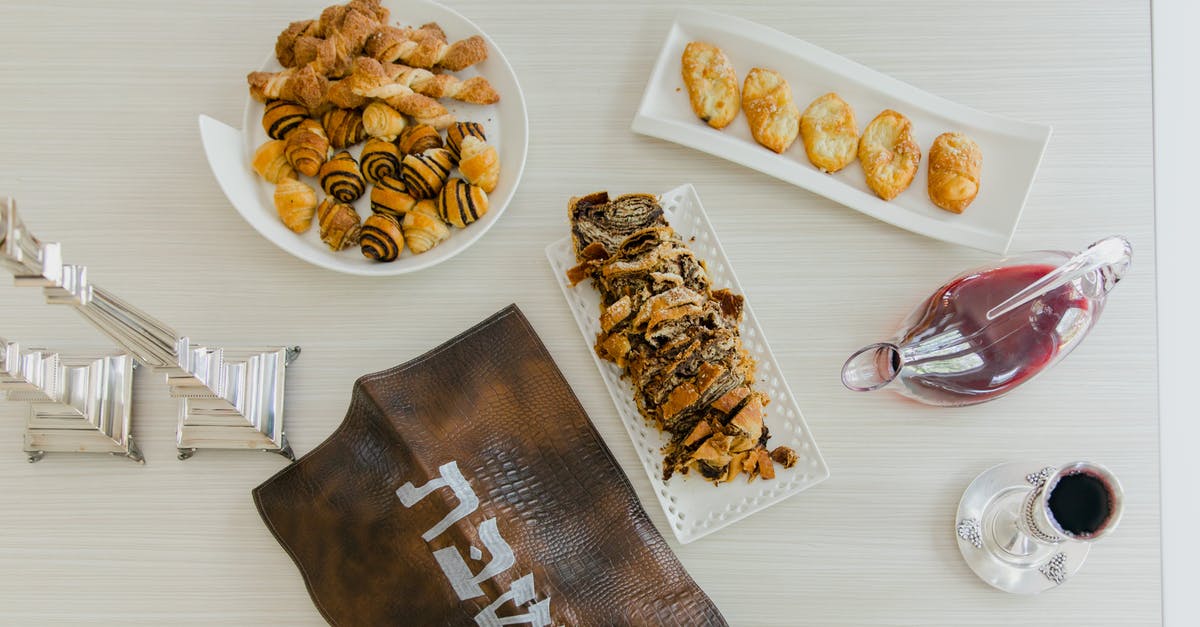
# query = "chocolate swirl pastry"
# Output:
<box><xmin>400</xmin><ymin>148</ymin><xmax>454</xmax><ymax>199</ymax></box>
<box><xmin>318</xmin><ymin>150</ymin><xmax>366</xmax><ymax>202</ymax></box>
<box><xmin>567</xmin><ymin>192</ymin><xmax>796</xmax><ymax>484</ymax></box>
<box><xmin>262</xmin><ymin>99</ymin><xmax>308</xmax><ymax>140</ymax></box>
<box><xmin>397</xmin><ymin>123</ymin><xmax>442</xmax><ymax>156</ymax></box>
<box><xmin>445</xmin><ymin>121</ymin><xmax>485</xmax><ymax>159</ymax></box>
<box><xmin>437</xmin><ymin>177</ymin><xmax>487</xmax><ymax>228</ymax></box>
<box><xmin>369</xmin><ymin>175</ymin><xmax>415</xmax><ymax>218</ymax></box>
<box><xmin>360</xmin><ymin>213</ymin><xmax>404</xmax><ymax>261</ymax></box>
<box><xmin>322</xmin><ymin>107</ymin><xmax>368</xmax><ymax>149</ymax></box>
<box><xmin>284</xmin><ymin>118</ymin><xmax>329</xmax><ymax>177</ymax></box>
<box><xmin>316</xmin><ymin>197</ymin><xmax>361</xmax><ymax>251</ymax></box>
<box><xmin>360</xmin><ymin>138</ymin><xmax>401</xmax><ymax>184</ymax></box>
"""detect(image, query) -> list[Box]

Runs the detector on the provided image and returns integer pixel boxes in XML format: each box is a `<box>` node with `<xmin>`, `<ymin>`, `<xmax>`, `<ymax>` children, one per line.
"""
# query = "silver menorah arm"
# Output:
<box><xmin>0</xmin><ymin>335</ymin><xmax>140</xmax><ymax>463</ymax></box>
<box><xmin>1</xmin><ymin>198</ymin><xmax>297</xmax><ymax>461</ymax></box>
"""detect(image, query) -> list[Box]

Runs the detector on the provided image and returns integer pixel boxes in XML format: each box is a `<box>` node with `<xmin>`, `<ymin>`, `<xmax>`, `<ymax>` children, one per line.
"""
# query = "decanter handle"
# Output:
<box><xmin>986</xmin><ymin>236</ymin><xmax>1132</xmax><ymax>322</ymax></box>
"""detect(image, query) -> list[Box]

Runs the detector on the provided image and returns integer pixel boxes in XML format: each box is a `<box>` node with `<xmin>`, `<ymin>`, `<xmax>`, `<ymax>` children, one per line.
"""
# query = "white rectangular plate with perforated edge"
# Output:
<box><xmin>632</xmin><ymin>9</ymin><xmax>1052</xmax><ymax>254</ymax></box>
<box><xmin>546</xmin><ymin>184</ymin><xmax>830</xmax><ymax>544</ymax></box>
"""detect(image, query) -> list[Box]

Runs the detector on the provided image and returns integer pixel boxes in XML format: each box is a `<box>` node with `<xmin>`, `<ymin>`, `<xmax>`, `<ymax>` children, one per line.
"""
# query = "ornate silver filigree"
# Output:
<box><xmin>957</xmin><ymin>517</ymin><xmax>983</xmax><ymax>549</ymax></box>
<box><xmin>1025</xmin><ymin>466</ymin><xmax>1055</xmax><ymax>487</ymax></box>
<box><xmin>1039</xmin><ymin>552</ymin><xmax>1068</xmax><ymax>585</ymax></box>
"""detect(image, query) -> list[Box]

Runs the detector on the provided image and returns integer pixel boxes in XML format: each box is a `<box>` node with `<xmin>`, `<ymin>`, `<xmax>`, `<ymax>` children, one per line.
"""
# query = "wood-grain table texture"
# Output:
<box><xmin>0</xmin><ymin>1</ymin><xmax>1158</xmax><ymax>625</ymax></box>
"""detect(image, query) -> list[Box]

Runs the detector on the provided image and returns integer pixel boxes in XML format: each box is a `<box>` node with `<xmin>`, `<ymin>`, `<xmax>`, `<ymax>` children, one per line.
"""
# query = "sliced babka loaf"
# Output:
<box><xmin>567</xmin><ymin>191</ymin><xmax>796</xmax><ymax>485</ymax></box>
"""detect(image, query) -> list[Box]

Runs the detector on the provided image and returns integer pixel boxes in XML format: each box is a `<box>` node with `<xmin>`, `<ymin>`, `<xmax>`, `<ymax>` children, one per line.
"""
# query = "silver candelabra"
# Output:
<box><xmin>1</xmin><ymin>197</ymin><xmax>298</xmax><ymax>461</ymax></box>
<box><xmin>0</xmin><ymin>336</ymin><xmax>140</xmax><ymax>463</ymax></box>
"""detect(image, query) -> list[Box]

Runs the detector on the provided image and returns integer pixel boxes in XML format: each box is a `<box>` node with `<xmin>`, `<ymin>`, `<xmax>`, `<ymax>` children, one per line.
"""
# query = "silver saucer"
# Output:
<box><xmin>955</xmin><ymin>462</ymin><xmax>1089</xmax><ymax>594</ymax></box>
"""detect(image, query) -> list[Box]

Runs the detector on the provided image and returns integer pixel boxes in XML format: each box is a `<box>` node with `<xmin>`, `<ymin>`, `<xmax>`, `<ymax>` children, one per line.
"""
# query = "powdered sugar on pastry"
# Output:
<box><xmin>680</xmin><ymin>42</ymin><xmax>740</xmax><ymax>129</ymax></box>
<box><xmin>741</xmin><ymin>67</ymin><xmax>800</xmax><ymax>154</ymax></box>
<box><xmin>858</xmin><ymin>109</ymin><xmax>921</xmax><ymax>200</ymax></box>
<box><xmin>800</xmin><ymin>92</ymin><xmax>859</xmax><ymax>173</ymax></box>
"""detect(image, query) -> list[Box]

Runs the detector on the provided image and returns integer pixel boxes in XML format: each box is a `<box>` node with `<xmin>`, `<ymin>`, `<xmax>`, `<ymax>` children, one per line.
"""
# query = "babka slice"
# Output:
<box><xmin>567</xmin><ymin>191</ymin><xmax>797</xmax><ymax>485</ymax></box>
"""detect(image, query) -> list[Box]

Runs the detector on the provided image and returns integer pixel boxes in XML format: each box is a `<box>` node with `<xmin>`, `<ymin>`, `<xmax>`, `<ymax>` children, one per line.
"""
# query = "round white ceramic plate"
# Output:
<box><xmin>228</xmin><ymin>0</ymin><xmax>527</xmax><ymax>276</ymax></box>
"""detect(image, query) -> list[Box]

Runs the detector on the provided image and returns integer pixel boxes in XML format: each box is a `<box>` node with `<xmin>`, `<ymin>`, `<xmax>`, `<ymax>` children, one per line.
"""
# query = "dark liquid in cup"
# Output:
<box><xmin>1048</xmin><ymin>472</ymin><xmax>1112</xmax><ymax>536</ymax></box>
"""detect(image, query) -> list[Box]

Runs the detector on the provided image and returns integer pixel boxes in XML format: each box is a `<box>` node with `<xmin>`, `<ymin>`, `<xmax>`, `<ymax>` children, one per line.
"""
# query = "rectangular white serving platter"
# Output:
<box><xmin>632</xmin><ymin>9</ymin><xmax>1053</xmax><ymax>254</ymax></box>
<box><xmin>546</xmin><ymin>184</ymin><xmax>830</xmax><ymax>544</ymax></box>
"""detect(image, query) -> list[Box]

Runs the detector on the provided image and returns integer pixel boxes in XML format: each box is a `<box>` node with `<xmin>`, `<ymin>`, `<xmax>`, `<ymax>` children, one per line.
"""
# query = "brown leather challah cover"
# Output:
<box><xmin>253</xmin><ymin>305</ymin><xmax>727</xmax><ymax>626</ymax></box>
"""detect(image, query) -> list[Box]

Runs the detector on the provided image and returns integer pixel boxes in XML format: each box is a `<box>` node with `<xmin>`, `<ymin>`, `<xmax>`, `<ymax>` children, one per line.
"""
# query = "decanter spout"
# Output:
<box><xmin>841</xmin><ymin>342</ymin><xmax>902</xmax><ymax>392</ymax></box>
<box><xmin>1086</xmin><ymin>235</ymin><xmax>1133</xmax><ymax>296</ymax></box>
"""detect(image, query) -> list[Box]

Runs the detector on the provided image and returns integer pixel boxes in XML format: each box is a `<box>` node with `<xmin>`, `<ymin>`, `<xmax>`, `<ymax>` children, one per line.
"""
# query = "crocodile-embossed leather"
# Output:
<box><xmin>253</xmin><ymin>305</ymin><xmax>727</xmax><ymax>626</ymax></box>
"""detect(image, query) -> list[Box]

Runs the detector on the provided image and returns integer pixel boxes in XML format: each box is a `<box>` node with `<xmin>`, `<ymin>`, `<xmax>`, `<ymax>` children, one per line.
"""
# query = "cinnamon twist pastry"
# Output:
<box><xmin>364</xmin><ymin>25</ymin><xmax>488</xmax><ymax>72</ymax></box>
<box><xmin>277</xmin><ymin>0</ymin><xmax>389</xmax><ymax>77</ymax></box>
<box><xmin>247</xmin><ymin>65</ymin><xmax>330</xmax><ymax>115</ymax></box>
<box><xmin>381</xmin><ymin>62</ymin><xmax>499</xmax><ymax>105</ymax></box>
<box><xmin>329</xmin><ymin>58</ymin><xmax>453</xmax><ymax>129</ymax></box>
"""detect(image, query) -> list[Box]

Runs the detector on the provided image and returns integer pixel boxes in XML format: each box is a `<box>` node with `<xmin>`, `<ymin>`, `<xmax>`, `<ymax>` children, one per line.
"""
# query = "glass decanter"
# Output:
<box><xmin>840</xmin><ymin>236</ymin><xmax>1132</xmax><ymax>406</ymax></box>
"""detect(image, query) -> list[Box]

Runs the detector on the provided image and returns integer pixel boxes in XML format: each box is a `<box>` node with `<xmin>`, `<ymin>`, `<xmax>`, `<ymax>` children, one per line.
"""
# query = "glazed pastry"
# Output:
<box><xmin>741</xmin><ymin>68</ymin><xmax>800</xmax><ymax>154</ymax></box>
<box><xmin>273</xmin><ymin>179</ymin><xmax>318</xmax><ymax>233</ymax></box>
<box><xmin>318</xmin><ymin>150</ymin><xmax>366</xmax><ymax>202</ymax></box>
<box><xmin>262</xmin><ymin>100</ymin><xmax>308</xmax><ymax>140</ymax></box>
<box><xmin>445</xmin><ymin>121</ymin><xmax>485</xmax><ymax>159</ymax></box>
<box><xmin>252</xmin><ymin>140</ymin><xmax>296</xmax><ymax>183</ymax></box>
<box><xmin>400</xmin><ymin>148</ymin><xmax>454</xmax><ymax>199</ymax></box>
<box><xmin>859</xmin><ymin>109</ymin><xmax>921</xmax><ymax>200</ymax></box>
<box><xmin>361</xmin><ymin>101</ymin><xmax>407</xmax><ymax>141</ymax></box>
<box><xmin>397</xmin><ymin>123</ymin><xmax>443</xmax><ymax>155</ymax></box>
<box><xmin>316</xmin><ymin>197</ymin><xmax>362</xmax><ymax>250</ymax></box>
<box><xmin>927</xmin><ymin>132</ymin><xmax>983</xmax><ymax>213</ymax></box>
<box><xmin>680</xmin><ymin>42</ymin><xmax>740</xmax><ymax>129</ymax></box>
<box><xmin>457</xmin><ymin>136</ymin><xmax>499</xmax><ymax>193</ymax></box>
<box><xmin>364</xmin><ymin>24</ymin><xmax>488</xmax><ymax>71</ymax></box>
<box><xmin>360</xmin><ymin>213</ymin><xmax>405</xmax><ymax>261</ymax></box>
<box><xmin>370</xmin><ymin>175</ymin><xmax>417</xmax><ymax>217</ymax></box>
<box><xmin>321</xmin><ymin>108</ymin><xmax>367</xmax><ymax>148</ymax></box>
<box><xmin>800</xmin><ymin>92</ymin><xmax>859</xmax><ymax>173</ymax></box>
<box><xmin>437</xmin><ymin>177</ymin><xmax>488</xmax><ymax>228</ymax></box>
<box><xmin>284</xmin><ymin>118</ymin><xmax>330</xmax><ymax>177</ymax></box>
<box><xmin>402</xmin><ymin>200</ymin><xmax>451</xmax><ymax>253</ymax></box>
<box><xmin>360</xmin><ymin>138</ymin><xmax>402</xmax><ymax>184</ymax></box>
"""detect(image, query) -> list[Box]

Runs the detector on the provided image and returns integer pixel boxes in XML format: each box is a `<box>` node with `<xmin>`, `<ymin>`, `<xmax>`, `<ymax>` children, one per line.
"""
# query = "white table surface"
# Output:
<box><xmin>0</xmin><ymin>1</ymin><xmax>1162</xmax><ymax>625</ymax></box>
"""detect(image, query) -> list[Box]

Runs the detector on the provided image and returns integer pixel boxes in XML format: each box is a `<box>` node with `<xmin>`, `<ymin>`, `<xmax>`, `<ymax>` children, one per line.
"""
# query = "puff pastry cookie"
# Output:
<box><xmin>741</xmin><ymin>68</ymin><xmax>800</xmax><ymax>154</ymax></box>
<box><xmin>928</xmin><ymin>132</ymin><xmax>982</xmax><ymax>213</ymax></box>
<box><xmin>800</xmin><ymin>92</ymin><xmax>859</xmax><ymax>173</ymax></box>
<box><xmin>858</xmin><ymin>109</ymin><xmax>921</xmax><ymax>200</ymax></box>
<box><xmin>680</xmin><ymin>42</ymin><xmax>740</xmax><ymax>129</ymax></box>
